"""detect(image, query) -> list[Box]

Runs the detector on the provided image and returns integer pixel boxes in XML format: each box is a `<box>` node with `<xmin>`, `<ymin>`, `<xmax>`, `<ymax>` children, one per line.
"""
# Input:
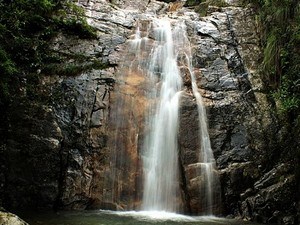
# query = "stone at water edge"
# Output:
<box><xmin>0</xmin><ymin>211</ymin><xmax>29</xmax><ymax>225</ymax></box>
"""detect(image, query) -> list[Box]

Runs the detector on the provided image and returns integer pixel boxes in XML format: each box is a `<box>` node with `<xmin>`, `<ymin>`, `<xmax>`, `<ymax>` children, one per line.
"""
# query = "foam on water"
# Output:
<box><xmin>100</xmin><ymin>210</ymin><xmax>223</xmax><ymax>223</ymax></box>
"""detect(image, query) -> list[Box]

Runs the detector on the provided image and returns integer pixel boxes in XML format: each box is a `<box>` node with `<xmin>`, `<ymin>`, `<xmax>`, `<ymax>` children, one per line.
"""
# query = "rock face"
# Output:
<box><xmin>0</xmin><ymin>0</ymin><xmax>298</xmax><ymax>224</ymax></box>
<box><xmin>2</xmin><ymin>103</ymin><xmax>62</xmax><ymax>210</ymax></box>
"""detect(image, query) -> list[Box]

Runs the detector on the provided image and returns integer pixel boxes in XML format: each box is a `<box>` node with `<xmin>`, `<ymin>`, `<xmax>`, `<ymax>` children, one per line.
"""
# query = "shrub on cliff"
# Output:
<box><xmin>244</xmin><ymin>0</ymin><xmax>300</xmax><ymax>122</ymax></box>
<box><xmin>0</xmin><ymin>0</ymin><xmax>97</xmax><ymax>107</ymax></box>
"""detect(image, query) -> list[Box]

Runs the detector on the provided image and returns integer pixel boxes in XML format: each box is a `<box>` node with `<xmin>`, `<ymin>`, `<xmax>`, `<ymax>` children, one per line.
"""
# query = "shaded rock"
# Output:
<box><xmin>3</xmin><ymin>103</ymin><xmax>62</xmax><ymax>210</ymax></box>
<box><xmin>178</xmin><ymin>93</ymin><xmax>199</xmax><ymax>166</ymax></box>
<box><xmin>282</xmin><ymin>216</ymin><xmax>296</xmax><ymax>225</ymax></box>
<box><xmin>87</xmin><ymin>200</ymin><xmax>124</xmax><ymax>211</ymax></box>
<box><xmin>242</xmin><ymin>175</ymin><xmax>296</xmax><ymax>224</ymax></box>
<box><xmin>254</xmin><ymin>163</ymin><xmax>293</xmax><ymax>191</ymax></box>
<box><xmin>220</xmin><ymin>162</ymin><xmax>259</xmax><ymax>216</ymax></box>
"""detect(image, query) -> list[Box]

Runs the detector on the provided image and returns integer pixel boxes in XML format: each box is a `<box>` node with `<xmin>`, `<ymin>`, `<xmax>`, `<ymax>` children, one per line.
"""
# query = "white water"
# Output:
<box><xmin>180</xmin><ymin>24</ymin><xmax>218</xmax><ymax>214</ymax></box>
<box><xmin>127</xmin><ymin>17</ymin><xmax>219</xmax><ymax>214</ymax></box>
<box><xmin>109</xmin><ymin>210</ymin><xmax>220</xmax><ymax>222</ymax></box>
<box><xmin>142</xmin><ymin>19</ymin><xmax>182</xmax><ymax>212</ymax></box>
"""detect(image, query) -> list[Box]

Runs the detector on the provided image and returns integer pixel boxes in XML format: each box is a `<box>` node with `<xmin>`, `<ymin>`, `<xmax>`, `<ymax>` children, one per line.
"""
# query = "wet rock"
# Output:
<box><xmin>87</xmin><ymin>200</ymin><xmax>124</xmax><ymax>211</ymax></box>
<box><xmin>196</xmin><ymin>20</ymin><xmax>220</xmax><ymax>41</ymax></box>
<box><xmin>0</xmin><ymin>211</ymin><xmax>29</xmax><ymax>225</ymax></box>
<box><xmin>179</xmin><ymin>66</ymin><xmax>192</xmax><ymax>89</ymax></box>
<box><xmin>179</xmin><ymin>93</ymin><xmax>199</xmax><ymax>166</ymax></box>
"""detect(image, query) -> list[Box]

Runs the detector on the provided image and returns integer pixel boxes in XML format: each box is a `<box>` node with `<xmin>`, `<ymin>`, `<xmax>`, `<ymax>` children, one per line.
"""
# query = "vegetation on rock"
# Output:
<box><xmin>243</xmin><ymin>0</ymin><xmax>300</xmax><ymax>122</ymax></box>
<box><xmin>0</xmin><ymin>0</ymin><xmax>101</xmax><ymax>210</ymax></box>
<box><xmin>0</xmin><ymin>0</ymin><xmax>97</xmax><ymax>109</ymax></box>
<box><xmin>156</xmin><ymin>0</ymin><xmax>178</xmax><ymax>3</ymax></box>
<box><xmin>190</xmin><ymin>0</ymin><xmax>300</xmax><ymax>122</ymax></box>
<box><xmin>185</xmin><ymin>0</ymin><xmax>228</xmax><ymax>16</ymax></box>
<box><xmin>187</xmin><ymin>0</ymin><xmax>299</xmax><ymax>222</ymax></box>
<box><xmin>244</xmin><ymin>1</ymin><xmax>300</xmax><ymax>223</ymax></box>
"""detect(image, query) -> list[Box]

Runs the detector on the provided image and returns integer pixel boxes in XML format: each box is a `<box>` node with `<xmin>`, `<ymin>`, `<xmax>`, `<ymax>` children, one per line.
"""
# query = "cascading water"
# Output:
<box><xmin>113</xmin><ymin>15</ymin><xmax>220</xmax><ymax>215</ymax></box>
<box><xmin>178</xmin><ymin>25</ymin><xmax>220</xmax><ymax>215</ymax></box>
<box><xmin>142</xmin><ymin>19</ymin><xmax>182</xmax><ymax>212</ymax></box>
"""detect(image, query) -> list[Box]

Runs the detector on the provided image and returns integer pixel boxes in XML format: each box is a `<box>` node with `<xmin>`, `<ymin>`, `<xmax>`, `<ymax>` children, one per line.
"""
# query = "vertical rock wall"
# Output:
<box><xmin>0</xmin><ymin>0</ymin><xmax>298</xmax><ymax>224</ymax></box>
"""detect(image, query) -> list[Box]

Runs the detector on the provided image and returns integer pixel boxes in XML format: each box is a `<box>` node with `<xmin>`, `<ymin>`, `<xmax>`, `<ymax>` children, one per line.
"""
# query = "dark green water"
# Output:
<box><xmin>22</xmin><ymin>210</ymin><xmax>263</xmax><ymax>225</ymax></box>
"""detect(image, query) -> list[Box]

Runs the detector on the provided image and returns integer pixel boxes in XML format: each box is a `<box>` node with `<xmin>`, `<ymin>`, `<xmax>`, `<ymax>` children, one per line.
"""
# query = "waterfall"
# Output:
<box><xmin>142</xmin><ymin>19</ymin><xmax>182</xmax><ymax>212</ymax></box>
<box><xmin>113</xmin><ymin>16</ymin><xmax>220</xmax><ymax>214</ymax></box>
<box><xmin>177</xmin><ymin>24</ymin><xmax>219</xmax><ymax>215</ymax></box>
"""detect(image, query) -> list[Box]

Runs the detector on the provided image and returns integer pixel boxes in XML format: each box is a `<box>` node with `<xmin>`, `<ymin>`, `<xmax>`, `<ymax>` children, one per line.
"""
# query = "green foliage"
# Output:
<box><xmin>209</xmin><ymin>0</ymin><xmax>229</xmax><ymax>7</ymax></box>
<box><xmin>242</xmin><ymin>0</ymin><xmax>264</xmax><ymax>6</ymax></box>
<box><xmin>53</xmin><ymin>2</ymin><xmax>97</xmax><ymax>39</ymax></box>
<box><xmin>194</xmin><ymin>0</ymin><xmax>299</xmax><ymax>119</ymax></box>
<box><xmin>0</xmin><ymin>47</ymin><xmax>18</xmax><ymax>105</ymax></box>
<box><xmin>0</xmin><ymin>0</ymin><xmax>98</xmax><ymax>107</ymax></box>
<box><xmin>58</xmin><ymin>18</ymin><xmax>97</xmax><ymax>39</ymax></box>
<box><xmin>273</xmin><ymin>80</ymin><xmax>300</xmax><ymax>114</ymax></box>
<box><xmin>195</xmin><ymin>2</ymin><xmax>209</xmax><ymax>16</ymax></box>
<box><xmin>262</xmin><ymin>32</ymin><xmax>280</xmax><ymax>85</ymax></box>
<box><xmin>194</xmin><ymin>0</ymin><xmax>229</xmax><ymax>16</ymax></box>
<box><xmin>184</xmin><ymin>0</ymin><xmax>203</xmax><ymax>7</ymax></box>
<box><xmin>246</xmin><ymin>0</ymin><xmax>300</xmax><ymax>120</ymax></box>
<box><xmin>43</xmin><ymin>61</ymin><xmax>109</xmax><ymax>76</ymax></box>
<box><xmin>0</xmin><ymin>48</ymin><xmax>18</xmax><ymax>76</ymax></box>
<box><xmin>156</xmin><ymin>0</ymin><xmax>177</xmax><ymax>3</ymax></box>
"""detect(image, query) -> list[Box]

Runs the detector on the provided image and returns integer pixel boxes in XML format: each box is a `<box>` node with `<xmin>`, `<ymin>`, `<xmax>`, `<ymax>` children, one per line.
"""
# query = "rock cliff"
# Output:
<box><xmin>0</xmin><ymin>0</ymin><xmax>298</xmax><ymax>224</ymax></box>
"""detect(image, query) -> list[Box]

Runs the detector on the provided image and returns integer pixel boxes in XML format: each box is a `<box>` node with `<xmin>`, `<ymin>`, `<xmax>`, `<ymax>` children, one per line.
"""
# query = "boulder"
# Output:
<box><xmin>0</xmin><ymin>211</ymin><xmax>28</xmax><ymax>225</ymax></box>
